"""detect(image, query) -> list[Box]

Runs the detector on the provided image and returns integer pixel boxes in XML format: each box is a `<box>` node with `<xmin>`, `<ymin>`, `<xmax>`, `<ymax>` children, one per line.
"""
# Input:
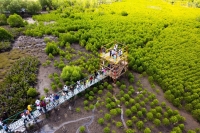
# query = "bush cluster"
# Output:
<box><xmin>0</xmin><ymin>56</ymin><xmax>39</xmax><ymax>118</ymax></box>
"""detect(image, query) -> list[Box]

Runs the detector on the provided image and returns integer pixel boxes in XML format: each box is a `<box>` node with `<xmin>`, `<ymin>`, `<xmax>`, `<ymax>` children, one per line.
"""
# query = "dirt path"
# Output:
<box><xmin>133</xmin><ymin>72</ymin><xmax>200</xmax><ymax>131</ymax></box>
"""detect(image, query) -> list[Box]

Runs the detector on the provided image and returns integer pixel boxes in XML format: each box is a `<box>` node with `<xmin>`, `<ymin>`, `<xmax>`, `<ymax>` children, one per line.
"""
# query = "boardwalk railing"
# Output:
<box><xmin>0</xmin><ymin>72</ymin><xmax>108</xmax><ymax>133</ymax></box>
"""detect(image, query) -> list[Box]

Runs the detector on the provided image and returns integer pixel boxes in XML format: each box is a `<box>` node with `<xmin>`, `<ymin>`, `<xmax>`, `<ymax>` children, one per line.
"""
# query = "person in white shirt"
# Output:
<box><xmin>35</xmin><ymin>99</ymin><xmax>40</xmax><ymax>106</ymax></box>
<box><xmin>44</xmin><ymin>96</ymin><xmax>50</xmax><ymax>104</ymax></box>
<box><xmin>36</xmin><ymin>105</ymin><xmax>43</xmax><ymax>113</ymax></box>
<box><xmin>63</xmin><ymin>85</ymin><xmax>69</xmax><ymax>96</ymax></box>
<box><xmin>21</xmin><ymin>113</ymin><xmax>28</xmax><ymax>125</ymax></box>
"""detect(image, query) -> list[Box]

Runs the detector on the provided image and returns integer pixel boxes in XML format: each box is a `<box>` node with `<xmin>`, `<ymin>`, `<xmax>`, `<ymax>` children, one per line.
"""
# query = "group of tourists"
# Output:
<box><xmin>44</xmin><ymin>93</ymin><xmax>59</xmax><ymax>108</ymax></box>
<box><xmin>109</xmin><ymin>44</ymin><xmax>123</xmax><ymax>60</ymax></box>
<box><xmin>20</xmin><ymin>98</ymin><xmax>49</xmax><ymax>127</ymax></box>
<box><xmin>61</xmin><ymin>69</ymin><xmax>106</xmax><ymax>97</ymax></box>
<box><xmin>1</xmin><ymin>68</ymin><xmax>107</xmax><ymax>132</ymax></box>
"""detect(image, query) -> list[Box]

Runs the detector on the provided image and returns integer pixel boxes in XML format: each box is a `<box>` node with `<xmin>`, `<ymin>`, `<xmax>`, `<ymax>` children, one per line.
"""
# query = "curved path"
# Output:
<box><xmin>76</xmin><ymin>101</ymin><xmax>99</xmax><ymax>133</ymax></box>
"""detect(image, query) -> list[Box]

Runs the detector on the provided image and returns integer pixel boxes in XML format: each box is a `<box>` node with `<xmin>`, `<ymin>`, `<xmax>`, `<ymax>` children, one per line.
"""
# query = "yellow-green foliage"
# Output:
<box><xmin>25</xmin><ymin>0</ymin><xmax>200</xmax><ymax>121</ymax></box>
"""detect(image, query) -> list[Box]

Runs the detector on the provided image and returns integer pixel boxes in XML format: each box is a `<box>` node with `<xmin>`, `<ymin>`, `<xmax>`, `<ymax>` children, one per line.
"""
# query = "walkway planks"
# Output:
<box><xmin>0</xmin><ymin>73</ymin><xmax>108</xmax><ymax>133</ymax></box>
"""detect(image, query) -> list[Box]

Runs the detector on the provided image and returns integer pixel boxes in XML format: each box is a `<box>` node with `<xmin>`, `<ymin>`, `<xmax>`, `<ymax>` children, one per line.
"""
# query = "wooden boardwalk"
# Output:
<box><xmin>0</xmin><ymin>73</ymin><xmax>108</xmax><ymax>133</ymax></box>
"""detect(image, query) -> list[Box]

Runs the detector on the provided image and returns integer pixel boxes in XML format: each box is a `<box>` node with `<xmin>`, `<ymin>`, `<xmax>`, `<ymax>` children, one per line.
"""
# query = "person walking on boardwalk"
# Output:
<box><xmin>89</xmin><ymin>76</ymin><xmax>93</xmax><ymax>84</ymax></box>
<box><xmin>94</xmin><ymin>71</ymin><xmax>98</xmax><ymax>79</ymax></box>
<box><xmin>40</xmin><ymin>100</ymin><xmax>47</xmax><ymax>113</ymax></box>
<box><xmin>35</xmin><ymin>99</ymin><xmax>40</xmax><ymax>107</ymax></box>
<box><xmin>44</xmin><ymin>96</ymin><xmax>50</xmax><ymax>104</ymax></box>
<box><xmin>50</xmin><ymin>94</ymin><xmax>55</xmax><ymax>107</ymax></box>
<box><xmin>76</xmin><ymin>80</ymin><xmax>81</xmax><ymax>91</ymax></box>
<box><xmin>54</xmin><ymin>93</ymin><xmax>60</xmax><ymax>105</ymax></box>
<box><xmin>21</xmin><ymin>112</ymin><xmax>29</xmax><ymax>126</ymax></box>
<box><xmin>83</xmin><ymin>80</ymin><xmax>86</xmax><ymax>88</ymax></box>
<box><xmin>36</xmin><ymin>105</ymin><xmax>43</xmax><ymax>114</ymax></box>
<box><xmin>24</xmin><ymin>109</ymin><xmax>32</xmax><ymax>120</ymax></box>
<box><xmin>27</xmin><ymin>104</ymin><xmax>34</xmax><ymax>117</ymax></box>
<box><xmin>63</xmin><ymin>85</ymin><xmax>69</xmax><ymax>96</ymax></box>
<box><xmin>86</xmin><ymin>79</ymin><xmax>89</xmax><ymax>87</ymax></box>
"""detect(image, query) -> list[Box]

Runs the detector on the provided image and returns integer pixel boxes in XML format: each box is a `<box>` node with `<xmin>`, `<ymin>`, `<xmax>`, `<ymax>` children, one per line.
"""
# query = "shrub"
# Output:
<box><xmin>120</xmin><ymin>84</ymin><xmax>126</xmax><ymax>90</ymax></box>
<box><xmin>0</xmin><ymin>27</ymin><xmax>13</xmax><ymax>41</ymax></box>
<box><xmin>110</xmin><ymin>109</ymin><xmax>118</xmax><ymax>116</ymax></box>
<box><xmin>178</xmin><ymin>124</ymin><xmax>184</xmax><ymax>130</ymax></box>
<box><xmin>110</xmin><ymin>102</ymin><xmax>116</xmax><ymax>108</ymax></box>
<box><xmin>89</xmin><ymin>104</ymin><xmax>94</xmax><ymax>110</ymax></box>
<box><xmin>61</xmin><ymin>65</ymin><xmax>83</xmax><ymax>83</ymax></box>
<box><xmin>0</xmin><ymin>14</ymin><xmax>7</xmax><ymax>25</ymax></box>
<box><xmin>172</xmin><ymin>126</ymin><xmax>182</xmax><ymax>133</ymax></box>
<box><xmin>137</xmin><ymin>111</ymin><xmax>143</xmax><ymax>118</ymax></box>
<box><xmin>116</xmin><ymin>122</ymin><xmax>123</xmax><ymax>128</ymax></box>
<box><xmin>89</xmin><ymin>91</ymin><xmax>94</xmax><ymax>96</ymax></box>
<box><xmin>104</xmin><ymin>113</ymin><xmax>111</xmax><ymax>121</ymax></box>
<box><xmin>121</xmin><ymin>11</ymin><xmax>128</xmax><ymax>16</ymax></box>
<box><xmin>131</xmin><ymin>106</ymin><xmax>137</xmax><ymax>113</ymax></box>
<box><xmin>153</xmin><ymin>119</ymin><xmax>161</xmax><ymax>126</ymax></box>
<box><xmin>27</xmin><ymin>1</ymin><xmax>42</xmax><ymax>14</ymax></box>
<box><xmin>106</xmin><ymin>92</ymin><xmax>112</xmax><ymax>97</ymax></box>
<box><xmin>155</xmin><ymin>106</ymin><xmax>162</xmax><ymax>113</ymax></box>
<box><xmin>103</xmin><ymin>127</ymin><xmax>110</xmax><ymax>133</ymax></box>
<box><xmin>98</xmin><ymin>118</ymin><xmax>104</xmax><ymax>125</ymax></box>
<box><xmin>116</xmin><ymin>81</ymin><xmax>121</xmax><ymax>86</ymax></box>
<box><xmin>79</xmin><ymin>126</ymin><xmax>85</xmax><ymax>133</ymax></box>
<box><xmin>126</xmin><ymin>120</ymin><xmax>133</xmax><ymax>127</ymax></box>
<box><xmin>144</xmin><ymin>128</ymin><xmax>151</xmax><ymax>133</ymax></box>
<box><xmin>84</xmin><ymin>106</ymin><xmax>89</xmax><ymax>111</ymax></box>
<box><xmin>106</xmin><ymin>98</ymin><xmax>112</xmax><ymax>103</ymax></box>
<box><xmin>125</xmin><ymin>101</ymin><xmax>130</xmax><ymax>107</ymax></box>
<box><xmin>120</xmin><ymin>97</ymin><xmax>126</xmax><ymax>103</ymax></box>
<box><xmin>107</xmin><ymin>84</ymin><xmax>112</xmax><ymax>90</ymax></box>
<box><xmin>125</xmin><ymin>109</ymin><xmax>132</xmax><ymax>117</ymax></box>
<box><xmin>131</xmin><ymin>116</ymin><xmax>138</xmax><ymax>122</ymax></box>
<box><xmin>170</xmin><ymin>116</ymin><xmax>178</xmax><ymax>124</ymax></box>
<box><xmin>136</xmin><ymin>121</ymin><xmax>144</xmax><ymax>130</ymax></box>
<box><xmin>84</xmin><ymin>100</ymin><xmax>89</xmax><ymax>106</ymax></box>
<box><xmin>156</xmin><ymin>113</ymin><xmax>162</xmax><ymax>119</ymax></box>
<box><xmin>146</xmin><ymin>112</ymin><xmax>154</xmax><ymax>121</ymax></box>
<box><xmin>106</xmin><ymin>103</ymin><xmax>112</xmax><ymax>110</ymax></box>
<box><xmin>27</xmin><ymin>87</ymin><xmax>38</xmax><ymax>97</ymax></box>
<box><xmin>98</xmin><ymin>90</ymin><xmax>103</xmax><ymax>95</ymax></box>
<box><xmin>104</xmin><ymin>82</ymin><xmax>109</xmax><ymax>87</ymax></box>
<box><xmin>162</xmin><ymin>118</ymin><xmax>170</xmax><ymax>126</ymax></box>
<box><xmin>44</xmin><ymin>88</ymin><xmax>49</xmax><ymax>94</ymax></box>
<box><xmin>45</xmin><ymin>42</ymin><xmax>59</xmax><ymax>55</ymax></box>
<box><xmin>124</xmin><ymin>94</ymin><xmax>130</xmax><ymax>100</ymax></box>
<box><xmin>7</xmin><ymin>14</ymin><xmax>25</xmax><ymax>27</ymax></box>
<box><xmin>141</xmin><ymin>108</ymin><xmax>147</xmax><ymax>114</ymax></box>
<box><xmin>129</xmin><ymin>99</ymin><xmax>135</xmax><ymax>105</ymax></box>
<box><xmin>76</xmin><ymin>108</ymin><xmax>81</xmax><ymax>112</ymax></box>
<box><xmin>125</xmin><ymin>129</ymin><xmax>135</xmax><ymax>133</ymax></box>
<box><xmin>187</xmin><ymin>130</ymin><xmax>196</xmax><ymax>133</ymax></box>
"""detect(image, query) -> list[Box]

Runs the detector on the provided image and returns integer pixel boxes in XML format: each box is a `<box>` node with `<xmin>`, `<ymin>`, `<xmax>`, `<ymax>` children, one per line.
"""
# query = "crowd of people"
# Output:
<box><xmin>61</xmin><ymin>69</ymin><xmax>106</xmax><ymax>98</ymax></box>
<box><xmin>109</xmin><ymin>44</ymin><xmax>123</xmax><ymax>60</ymax></box>
<box><xmin>0</xmin><ymin>68</ymin><xmax>108</xmax><ymax>132</ymax></box>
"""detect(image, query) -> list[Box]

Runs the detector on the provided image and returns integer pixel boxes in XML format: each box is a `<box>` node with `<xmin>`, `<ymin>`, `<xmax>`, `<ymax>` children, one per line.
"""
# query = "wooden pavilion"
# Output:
<box><xmin>99</xmin><ymin>41</ymin><xmax>128</xmax><ymax>82</ymax></box>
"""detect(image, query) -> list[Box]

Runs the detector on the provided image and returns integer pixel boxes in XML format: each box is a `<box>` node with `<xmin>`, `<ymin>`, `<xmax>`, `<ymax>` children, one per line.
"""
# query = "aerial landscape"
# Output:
<box><xmin>0</xmin><ymin>0</ymin><xmax>200</xmax><ymax>132</ymax></box>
